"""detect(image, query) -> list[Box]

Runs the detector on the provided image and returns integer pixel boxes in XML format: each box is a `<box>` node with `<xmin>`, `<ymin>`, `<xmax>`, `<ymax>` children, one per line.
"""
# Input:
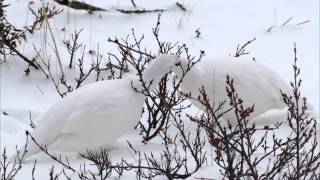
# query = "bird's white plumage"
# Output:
<box><xmin>173</xmin><ymin>56</ymin><xmax>291</xmax><ymax>124</ymax></box>
<box><xmin>25</xmin><ymin>54</ymin><xmax>177</xmax><ymax>158</ymax></box>
<box><xmin>28</xmin><ymin>80</ymin><xmax>143</xmax><ymax>155</ymax></box>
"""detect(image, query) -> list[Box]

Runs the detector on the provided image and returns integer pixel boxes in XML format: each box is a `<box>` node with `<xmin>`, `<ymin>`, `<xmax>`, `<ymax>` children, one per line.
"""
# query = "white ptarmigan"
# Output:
<box><xmin>24</xmin><ymin>54</ymin><xmax>179</xmax><ymax>158</ymax></box>
<box><xmin>172</xmin><ymin>56</ymin><xmax>301</xmax><ymax>125</ymax></box>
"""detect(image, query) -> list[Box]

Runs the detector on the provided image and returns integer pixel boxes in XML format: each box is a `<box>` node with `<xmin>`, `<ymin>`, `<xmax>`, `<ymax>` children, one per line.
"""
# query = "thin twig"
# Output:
<box><xmin>114</xmin><ymin>8</ymin><xmax>164</xmax><ymax>14</ymax></box>
<box><xmin>3</xmin><ymin>40</ymin><xmax>39</xmax><ymax>69</ymax></box>
<box><xmin>176</xmin><ymin>2</ymin><xmax>187</xmax><ymax>11</ymax></box>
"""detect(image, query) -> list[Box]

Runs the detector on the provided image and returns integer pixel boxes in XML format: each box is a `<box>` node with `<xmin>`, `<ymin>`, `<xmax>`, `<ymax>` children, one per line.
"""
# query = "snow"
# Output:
<box><xmin>1</xmin><ymin>0</ymin><xmax>319</xmax><ymax>179</ymax></box>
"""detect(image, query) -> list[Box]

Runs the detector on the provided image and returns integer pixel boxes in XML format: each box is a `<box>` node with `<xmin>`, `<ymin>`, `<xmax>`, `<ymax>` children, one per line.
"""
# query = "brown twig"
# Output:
<box><xmin>25</xmin><ymin>131</ymin><xmax>76</xmax><ymax>172</ymax></box>
<box><xmin>53</xmin><ymin>0</ymin><xmax>106</xmax><ymax>13</ymax></box>
<box><xmin>114</xmin><ymin>8</ymin><xmax>164</xmax><ymax>14</ymax></box>
<box><xmin>234</xmin><ymin>37</ymin><xmax>256</xmax><ymax>57</ymax></box>
<box><xmin>130</xmin><ymin>0</ymin><xmax>137</xmax><ymax>8</ymax></box>
<box><xmin>3</xmin><ymin>40</ymin><xmax>38</xmax><ymax>69</ymax></box>
<box><xmin>176</xmin><ymin>2</ymin><xmax>187</xmax><ymax>11</ymax></box>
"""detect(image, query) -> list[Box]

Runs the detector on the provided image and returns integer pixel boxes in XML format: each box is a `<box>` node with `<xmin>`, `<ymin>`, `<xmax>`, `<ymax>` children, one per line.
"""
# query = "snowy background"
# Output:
<box><xmin>1</xmin><ymin>0</ymin><xmax>319</xmax><ymax>179</ymax></box>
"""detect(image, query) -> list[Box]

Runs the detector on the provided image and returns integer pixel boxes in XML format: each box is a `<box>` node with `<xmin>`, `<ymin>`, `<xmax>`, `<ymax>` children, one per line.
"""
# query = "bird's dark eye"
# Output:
<box><xmin>175</xmin><ymin>62</ymin><xmax>181</xmax><ymax>66</ymax></box>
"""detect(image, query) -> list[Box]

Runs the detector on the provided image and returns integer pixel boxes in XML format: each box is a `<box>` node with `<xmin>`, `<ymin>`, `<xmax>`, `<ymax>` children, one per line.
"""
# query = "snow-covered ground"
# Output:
<box><xmin>1</xmin><ymin>0</ymin><xmax>319</xmax><ymax>179</ymax></box>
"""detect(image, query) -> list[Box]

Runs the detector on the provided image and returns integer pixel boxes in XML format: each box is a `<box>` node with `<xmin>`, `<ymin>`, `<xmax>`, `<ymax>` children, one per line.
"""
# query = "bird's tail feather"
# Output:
<box><xmin>251</xmin><ymin>101</ymin><xmax>318</xmax><ymax>126</ymax></box>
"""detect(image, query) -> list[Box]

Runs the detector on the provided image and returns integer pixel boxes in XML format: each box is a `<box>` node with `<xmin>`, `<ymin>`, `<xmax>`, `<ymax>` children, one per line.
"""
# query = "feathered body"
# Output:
<box><xmin>24</xmin><ymin>55</ymin><xmax>178</xmax><ymax>158</ymax></box>
<box><xmin>174</xmin><ymin>56</ymin><xmax>291</xmax><ymax>124</ymax></box>
<box><xmin>27</xmin><ymin>80</ymin><xmax>144</xmax><ymax>156</ymax></box>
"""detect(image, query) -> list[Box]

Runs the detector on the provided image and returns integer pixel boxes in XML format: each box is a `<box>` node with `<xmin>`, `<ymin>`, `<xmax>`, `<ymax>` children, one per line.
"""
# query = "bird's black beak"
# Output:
<box><xmin>175</xmin><ymin>62</ymin><xmax>181</xmax><ymax>66</ymax></box>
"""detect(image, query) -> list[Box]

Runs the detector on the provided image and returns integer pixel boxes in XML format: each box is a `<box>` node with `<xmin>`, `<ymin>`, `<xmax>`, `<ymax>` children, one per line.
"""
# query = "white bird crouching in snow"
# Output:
<box><xmin>171</xmin><ymin>55</ymin><xmax>314</xmax><ymax>125</ymax></box>
<box><xmin>22</xmin><ymin>54</ymin><xmax>180</xmax><ymax>159</ymax></box>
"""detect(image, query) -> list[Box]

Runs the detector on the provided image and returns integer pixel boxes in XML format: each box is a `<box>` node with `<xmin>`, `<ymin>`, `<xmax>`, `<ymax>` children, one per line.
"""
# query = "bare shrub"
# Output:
<box><xmin>63</xmin><ymin>29</ymin><xmax>83</xmax><ymax>69</ymax></box>
<box><xmin>80</xmin><ymin>108</ymin><xmax>206</xmax><ymax>180</ymax></box>
<box><xmin>108</xmin><ymin>13</ymin><xmax>205</xmax><ymax>143</ymax></box>
<box><xmin>0</xmin><ymin>1</ymin><xmax>62</xmax><ymax>68</ymax></box>
<box><xmin>234</xmin><ymin>37</ymin><xmax>256</xmax><ymax>58</ymax></box>
<box><xmin>34</xmin><ymin>30</ymin><xmax>129</xmax><ymax>97</ymax></box>
<box><xmin>277</xmin><ymin>44</ymin><xmax>320</xmax><ymax>179</ymax></box>
<box><xmin>0</xmin><ymin>137</ymin><xmax>30</xmax><ymax>180</ymax></box>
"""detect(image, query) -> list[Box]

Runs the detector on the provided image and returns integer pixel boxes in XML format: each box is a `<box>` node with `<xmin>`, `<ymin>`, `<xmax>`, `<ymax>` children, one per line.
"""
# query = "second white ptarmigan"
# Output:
<box><xmin>172</xmin><ymin>56</ymin><xmax>303</xmax><ymax>125</ymax></box>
